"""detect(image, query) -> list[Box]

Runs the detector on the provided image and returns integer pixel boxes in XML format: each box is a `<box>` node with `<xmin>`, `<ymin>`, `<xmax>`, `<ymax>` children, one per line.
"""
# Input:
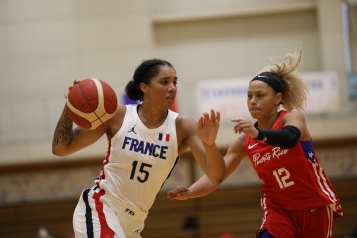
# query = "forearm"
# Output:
<box><xmin>188</xmin><ymin>174</ymin><xmax>221</xmax><ymax>198</ymax></box>
<box><xmin>204</xmin><ymin>143</ymin><xmax>226</xmax><ymax>183</ymax></box>
<box><xmin>255</xmin><ymin>125</ymin><xmax>301</xmax><ymax>149</ymax></box>
<box><xmin>52</xmin><ymin>107</ymin><xmax>77</xmax><ymax>156</ymax></box>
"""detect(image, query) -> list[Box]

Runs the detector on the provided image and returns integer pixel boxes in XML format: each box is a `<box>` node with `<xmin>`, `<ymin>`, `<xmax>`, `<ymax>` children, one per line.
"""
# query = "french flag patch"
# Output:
<box><xmin>158</xmin><ymin>133</ymin><xmax>170</xmax><ymax>142</ymax></box>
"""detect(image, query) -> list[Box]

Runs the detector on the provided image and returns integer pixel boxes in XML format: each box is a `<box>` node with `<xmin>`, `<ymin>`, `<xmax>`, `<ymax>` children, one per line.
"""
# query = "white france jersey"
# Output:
<box><xmin>98</xmin><ymin>104</ymin><xmax>179</xmax><ymax>213</ymax></box>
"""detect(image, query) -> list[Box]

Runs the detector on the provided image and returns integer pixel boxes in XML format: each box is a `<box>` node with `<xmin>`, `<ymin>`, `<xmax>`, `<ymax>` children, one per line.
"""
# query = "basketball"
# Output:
<box><xmin>66</xmin><ymin>78</ymin><xmax>118</xmax><ymax>130</ymax></box>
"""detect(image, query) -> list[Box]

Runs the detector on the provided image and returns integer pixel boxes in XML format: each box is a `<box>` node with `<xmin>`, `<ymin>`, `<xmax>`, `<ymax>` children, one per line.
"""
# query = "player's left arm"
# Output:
<box><xmin>232</xmin><ymin>111</ymin><xmax>310</xmax><ymax>149</ymax></box>
<box><xmin>254</xmin><ymin>110</ymin><xmax>311</xmax><ymax>148</ymax></box>
<box><xmin>282</xmin><ymin>111</ymin><xmax>311</xmax><ymax>141</ymax></box>
<box><xmin>177</xmin><ymin>115</ymin><xmax>226</xmax><ymax>183</ymax></box>
<box><xmin>168</xmin><ymin>134</ymin><xmax>246</xmax><ymax>200</ymax></box>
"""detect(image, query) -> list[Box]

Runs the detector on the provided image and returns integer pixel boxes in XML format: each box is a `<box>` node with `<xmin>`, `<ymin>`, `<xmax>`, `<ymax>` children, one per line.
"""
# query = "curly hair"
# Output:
<box><xmin>257</xmin><ymin>48</ymin><xmax>309</xmax><ymax>111</ymax></box>
<box><xmin>125</xmin><ymin>59</ymin><xmax>174</xmax><ymax>101</ymax></box>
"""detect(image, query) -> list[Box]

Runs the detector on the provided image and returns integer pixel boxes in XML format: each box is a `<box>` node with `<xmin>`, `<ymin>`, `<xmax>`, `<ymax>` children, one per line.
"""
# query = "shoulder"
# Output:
<box><xmin>107</xmin><ymin>104</ymin><xmax>127</xmax><ymax>136</ymax></box>
<box><xmin>281</xmin><ymin>110</ymin><xmax>310</xmax><ymax>139</ymax></box>
<box><xmin>226</xmin><ymin>134</ymin><xmax>246</xmax><ymax>159</ymax></box>
<box><xmin>175</xmin><ymin>115</ymin><xmax>198</xmax><ymax>146</ymax></box>
<box><xmin>281</xmin><ymin>110</ymin><xmax>305</xmax><ymax>122</ymax></box>
<box><xmin>118</xmin><ymin>104</ymin><xmax>128</xmax><ymax>115</ymax></box>
<box><xmin>238</xmin><ymin>133</ymin><xmax>246</xmax><ymax>143</ymax></box>
<box><xmin>235</xmin><ymin>133</ymin><xmax>246</xmax><ymax>150</ymax></box>
<box><xmin>112</xmin><ymin>104</ymin><xmax>127</xmax><ymax>121</ymax></box>
<box><xmin>175</xmin><ymin>115</ymin><xmax>197</xmax><ymax>131</ymax></box>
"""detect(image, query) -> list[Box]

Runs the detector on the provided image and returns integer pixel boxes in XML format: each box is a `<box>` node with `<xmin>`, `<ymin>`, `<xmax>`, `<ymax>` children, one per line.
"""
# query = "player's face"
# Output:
<box><xmin>247</xmin><ymin>80</ymin><xmax>281</xmax><ymax>120</ymax></box>
<box><xmin>144</xmin><ymin>65</ymin><xmax>177</xmax><ymax>108</ymax></box>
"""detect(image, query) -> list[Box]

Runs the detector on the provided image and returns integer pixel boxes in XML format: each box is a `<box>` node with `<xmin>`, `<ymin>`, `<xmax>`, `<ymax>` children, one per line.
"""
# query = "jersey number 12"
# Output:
<box><xmin>273</xmin><ymin>167</ymin><xmax>295</xmax><ymax>189</ymax></box>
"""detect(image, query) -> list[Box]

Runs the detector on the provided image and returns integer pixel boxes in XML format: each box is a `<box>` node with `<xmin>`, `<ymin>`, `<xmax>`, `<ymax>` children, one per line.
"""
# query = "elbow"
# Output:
<box><xmin>208</xmin><ymin>174</ymin><xmax>225</xmax><ymax>184</ymax></box>
<box><xmin>52</xmin><ymin>150</ymin><xmax>65</xmax><ymax>157</ymax></box>
<box><xmin>207</xmin><ymin>166</ymin><xmax>227</xmax><ymax>184</ymax></box>
<box><xmin>281</xmin><ymin>125</ymin><xmax>301</xmax><ymax>149</ymax></box>
<box><xmin>52</xmin><ymin>147</ymin><xmax>70</xmax><ymax>157</ymax></box>
<box><xmin>214</xmin><ymin>178</ymin><xmax>225</xmax><ymax>184</ymax></box>
<box><xmin>211</xmin><ymin>178</ymin><xmax>224</xmax><ymax>187</ymax></box>
<box><xmin>281</xmin><ymin>136</ymin><xmax>300</xmax><ymax>149</ymax></box>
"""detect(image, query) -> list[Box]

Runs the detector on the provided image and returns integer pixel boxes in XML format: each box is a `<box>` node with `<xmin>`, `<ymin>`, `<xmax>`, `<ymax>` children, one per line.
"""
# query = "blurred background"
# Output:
<box><xmin>0</xmin><ymin>0</ymin><xmax>357</xmax><ymax>237</ymax></box>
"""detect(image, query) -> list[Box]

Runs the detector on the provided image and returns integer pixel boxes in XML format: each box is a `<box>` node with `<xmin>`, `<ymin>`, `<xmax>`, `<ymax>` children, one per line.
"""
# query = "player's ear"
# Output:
<box><xmin>139</xmin><ymin>83</ymin><xmax>149</xmax><ymax>94</ymax></box>
<box><xmin>275</xmin><ymin>92</ymin><xmax>282</xmax><ymax>105</ymax></box>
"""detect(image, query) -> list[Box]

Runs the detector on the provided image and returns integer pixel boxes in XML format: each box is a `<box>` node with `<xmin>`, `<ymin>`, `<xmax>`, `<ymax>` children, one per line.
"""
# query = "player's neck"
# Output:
<box><xmin>256</xmin><ymin>111</ymin><xmax>280</xmax><ymax>130</ymax></box>
<box><xmin>137</xmin><ymin>104</ymin><xmax>168</xmax><ymax>129</ymax></box>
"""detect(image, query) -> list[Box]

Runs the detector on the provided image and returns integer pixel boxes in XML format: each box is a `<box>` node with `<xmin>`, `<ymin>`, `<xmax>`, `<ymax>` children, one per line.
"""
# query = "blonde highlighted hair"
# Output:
<box><xmin>258</xmin><ymin>48</ymin><xmax>309</xmax><ymax>111</ymax></box>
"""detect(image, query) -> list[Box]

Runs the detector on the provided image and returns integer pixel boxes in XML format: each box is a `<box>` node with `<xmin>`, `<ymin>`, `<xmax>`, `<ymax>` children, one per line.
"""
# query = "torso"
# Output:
<box><xmin>98</xmin><ymin>104</ymin><xmax>180</xmax><ymax>212</ymax></box>
<box><xmin>244</xmin><ymin>110</ymin><xmax>342</xmax><ymax>216</ymax></box>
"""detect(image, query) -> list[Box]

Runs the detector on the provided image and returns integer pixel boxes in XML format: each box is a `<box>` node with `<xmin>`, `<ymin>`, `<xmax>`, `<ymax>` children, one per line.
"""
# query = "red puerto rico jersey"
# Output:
<box><xmin>244</xmin><ymin>110</ymin><xmax>343</xmax><ymax>217</ymax></box>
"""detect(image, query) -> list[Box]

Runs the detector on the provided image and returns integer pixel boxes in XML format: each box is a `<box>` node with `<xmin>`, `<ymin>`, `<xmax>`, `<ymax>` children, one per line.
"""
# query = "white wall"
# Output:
<box><xmin>154</xmin><ymin>9</ymin><xmax>321</xmax><ymax>118</ymax></box>
<box><xmin>0</xmin><ymin>0</ymin><xmax>356</xmax><ymax>165</ymax></box>
<box><xmin>0</xmin><ymin>0</ymin><xmax>156</xmax><ymax>164</ymax></box>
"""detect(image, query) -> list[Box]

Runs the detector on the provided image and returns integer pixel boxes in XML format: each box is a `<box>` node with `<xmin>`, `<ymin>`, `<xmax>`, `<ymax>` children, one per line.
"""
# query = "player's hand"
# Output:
<box><xmin>65</xmin><ymin>79</ymin><xmax>80</xmax><ymax>98</ymax></box>
<box><xmin>167</xmin><ymin>185</ymin><xmax>191</xmax><ymax>200</ymax></box>
<box><xmin>231</xmin><ymin>118</ymin><xmax>259</xmax><ymax>138</ymax></box>
<box><xmin>198</xmin><ymin>109</ymin><xmax>220</xmax><ymax>146</ymax></box>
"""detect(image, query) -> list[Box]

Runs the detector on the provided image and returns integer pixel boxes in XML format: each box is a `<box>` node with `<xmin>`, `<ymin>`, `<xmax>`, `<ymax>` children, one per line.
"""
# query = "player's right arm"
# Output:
<box><xmin>52</xmin><ymin>106</ymin><xmax>109</xmax><ymax>156</ymax></box>
<box><xmin>167</xmin><ymin>134</ymin><xmax>247</xmax><ymax>200</ymax></box>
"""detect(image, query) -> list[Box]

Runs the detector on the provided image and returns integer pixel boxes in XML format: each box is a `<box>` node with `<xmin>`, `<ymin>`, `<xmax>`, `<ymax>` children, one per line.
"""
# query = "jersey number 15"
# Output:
<box><xmin>130</xmin><ymin>160</ymin><xmax>152</xmax><ymax>183</ymax></box>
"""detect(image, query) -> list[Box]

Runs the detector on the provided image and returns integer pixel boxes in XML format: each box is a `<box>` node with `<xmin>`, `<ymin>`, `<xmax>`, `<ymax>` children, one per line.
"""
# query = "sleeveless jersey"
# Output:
<box><xmin>97</xmin><ymin>104</ymin><xmax>179</xmax><ymax>213</ymax></box>
<box><xmin>244</xmin><ymin>110</ymin><xmax>342</xmax><ymax>217</ymax></box>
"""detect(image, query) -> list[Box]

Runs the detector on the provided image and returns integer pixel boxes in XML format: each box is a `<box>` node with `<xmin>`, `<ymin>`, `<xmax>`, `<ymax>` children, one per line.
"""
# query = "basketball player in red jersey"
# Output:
<box><xmin>167</xmin><ymin>49</ymin><xmax>343</xmax><ymax>238</ymax></box>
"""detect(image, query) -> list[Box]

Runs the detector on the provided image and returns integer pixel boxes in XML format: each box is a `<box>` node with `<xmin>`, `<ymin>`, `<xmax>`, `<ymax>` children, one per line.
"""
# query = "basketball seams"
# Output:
<box><xmin>66</xmin><ymin>78</ymin><xmax>117</xmax><ymax>130</ymax></box>
<box><xmin>92</xmin><ymin>78</ymin><xmax>107</xmax><ymax>123</ymax></box>
<box><xmin>77</xmin><ymin>80</ymin><xmax>97</xmax><ymax>113</ymax></box>
<box><xmin>66</xmin><ymin>98</ymin><xmax>98</xmax><ymax>122</ymax></box>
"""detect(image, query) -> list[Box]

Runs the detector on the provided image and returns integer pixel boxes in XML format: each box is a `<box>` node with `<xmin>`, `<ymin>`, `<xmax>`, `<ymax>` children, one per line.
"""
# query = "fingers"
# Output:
<box><xmin>202</xmin><ymin>112</ymin><xmax>209</xmax><ymax>122</ymax></box>
<box><xmin>201</xmin><ymin>110</ymin><xmax>220</xmax><ymax>123</ymax></box>
<box><xmin>73</xmin><ymin>79</ymin><xmax>80</xmax><ymax>85</ymax></box>
<box><xmin>166</xmin><ymin>186</ymin><xmax>189</xmax><ymax>200</ymax></box>
<box><xmin>65</xmin><ymin>79</ymin><xmax>80</xmax><ymax>99</ymax></box>
<box><xmin>231</xmin><ymin>119</ymin><xmax>254</xmax><ymax>134</ymax></box>
<box><xmin>167</xmin><ymin>192</ymin><xmax>188</xmax><ymax>200</ymax></box>
<box><xmin>231</xmin><ymin>118</ymin><xmax>243</xmax><ymax>133</ymax></box>
<box><xmin>234</xmin><ymin>123</ymin><xmax>248</xmax><ymax>134</ymax></box>
<box><xmin>216</xmin><ymin>111</ymin><xmax>221</xmax><ymax>122</ymax></box>
<box><xmin>231</xmin><ymin>118</ymin><xmax>245</xmax><ymax>123</ymax></box>
<box><xmin>68</xmin><ymin>79</ymin><xmax>81</xmax><ymax>91</ymax></box>
<box><xmin>210</xmin><ymin>110</ymin><xmax>216</xmax><ymax>122</ymax></box>
<box><xmin>167</xmin><ymin>186</ymin><xmax>185</xmax><ymax>195</ymax></box>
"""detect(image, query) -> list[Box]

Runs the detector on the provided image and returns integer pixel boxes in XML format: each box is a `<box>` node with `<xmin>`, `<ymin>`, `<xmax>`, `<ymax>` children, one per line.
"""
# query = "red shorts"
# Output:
<box><xmin>257</xmin><ymin>198</ymin><xmax>334</xmax><ymax>238</ymax></box>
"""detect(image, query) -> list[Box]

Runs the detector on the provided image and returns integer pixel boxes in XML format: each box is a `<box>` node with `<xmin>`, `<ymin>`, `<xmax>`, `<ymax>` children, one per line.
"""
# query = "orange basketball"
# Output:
<box><xmin>66</xmin><ymin>78</ymin><xmax>118</xmax><ymax>130</ymax></box>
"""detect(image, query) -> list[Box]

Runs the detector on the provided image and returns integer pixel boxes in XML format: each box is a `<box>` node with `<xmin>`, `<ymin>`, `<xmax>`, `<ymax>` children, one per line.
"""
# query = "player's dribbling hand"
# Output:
<box><xmin>65</xmin><ymin>79</ymin><xmax>81</xmax><ymax>99</ymax></box>
<box><xmin>167</xmin><ymin>185</ymin><xmax>190</xmax><ymax>200</ymax></box>
<box><xmin>198</xmin><ymin>109</ymin><xmax>220</xmax><ymax>146</ymax></box>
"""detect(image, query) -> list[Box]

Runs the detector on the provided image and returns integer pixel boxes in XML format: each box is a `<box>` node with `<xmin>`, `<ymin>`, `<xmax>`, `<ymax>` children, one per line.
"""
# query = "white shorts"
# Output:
<box><xmin>73</xmin><ymin>187</ymin><xmax>147</xmax><ymax>238</ymax></box>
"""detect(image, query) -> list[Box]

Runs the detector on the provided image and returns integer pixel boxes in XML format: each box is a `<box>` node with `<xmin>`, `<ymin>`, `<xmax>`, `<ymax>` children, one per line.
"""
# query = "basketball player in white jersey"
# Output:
<box><xmin>52</xmin><ymin>59</ymin><xmax>226</xmax><ymax>238</ymax></box>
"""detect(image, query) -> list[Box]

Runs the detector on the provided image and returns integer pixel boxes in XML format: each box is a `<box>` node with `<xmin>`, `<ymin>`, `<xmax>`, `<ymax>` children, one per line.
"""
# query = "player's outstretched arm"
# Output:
<box><xmin>181</xmin><ymin>110</ymin><xmax>226</xmax><ymax>183</ymax></box>
<box><xmin>197</xmin><ymin>109</ymin><xmax>226</xmax><ymax>182</ymax></box>
<box><xmin>168</xmin><ymin>135</ymin><xmax>246</xmax><ymax>200</ymax></box>
<box><xmin>197</xmin><ymin>109</ymin><xmax>220</xmax><ymax>147</ymax></box>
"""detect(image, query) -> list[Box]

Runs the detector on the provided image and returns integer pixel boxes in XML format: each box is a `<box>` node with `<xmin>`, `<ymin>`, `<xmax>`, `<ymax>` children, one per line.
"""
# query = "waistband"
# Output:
<box><xmin>87</xmin><ymin>187</ymin><xmax>148</xmax><ymax>221</ymax></box>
